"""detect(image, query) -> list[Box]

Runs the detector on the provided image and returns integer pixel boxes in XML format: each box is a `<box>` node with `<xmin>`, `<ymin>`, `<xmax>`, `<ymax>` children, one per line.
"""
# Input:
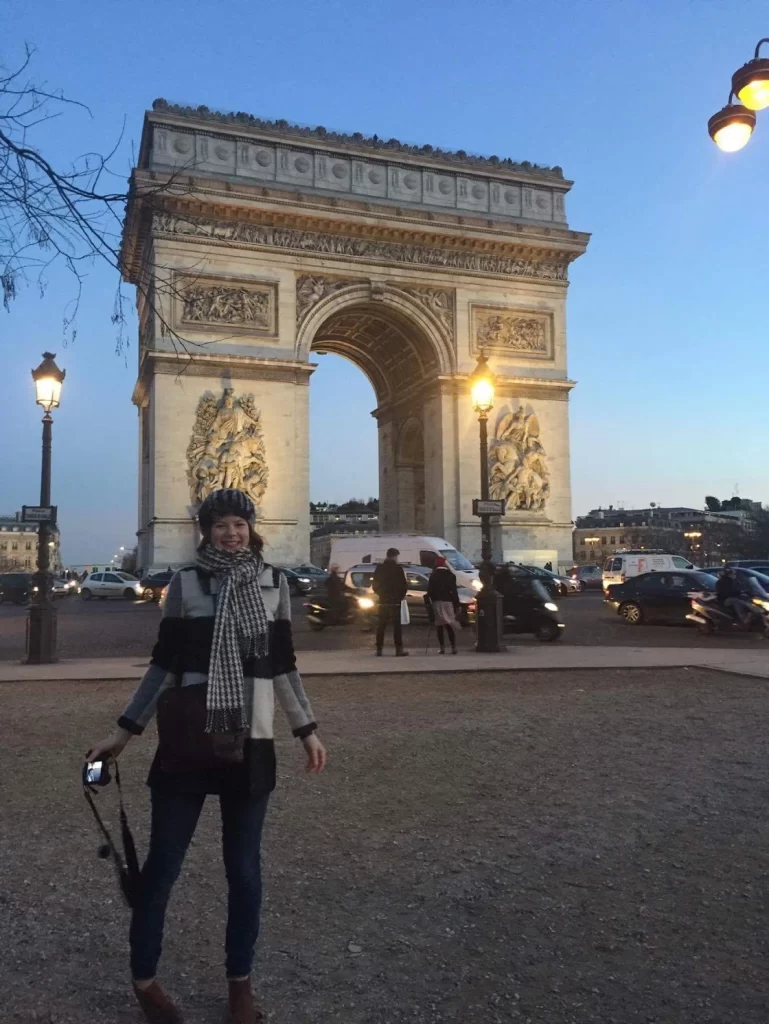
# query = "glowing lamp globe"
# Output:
<box><xmin>707</xmin><ymin>103</ymin><xmax>755</xmax><ymax>152</ymax></box>
<box><xmin>31</xmin><ymin>352</ymin><xmax>66</xmax><ymax>413</ymax></box>
<box><xmin>470</xmin><ymin>352</ymin><xmax>495</xmax><ymax>415</ymax></box>
<box><xmin>732</xmin><ymin>57</ymin><xmax>769</xmax><ymax>111</ymax></box>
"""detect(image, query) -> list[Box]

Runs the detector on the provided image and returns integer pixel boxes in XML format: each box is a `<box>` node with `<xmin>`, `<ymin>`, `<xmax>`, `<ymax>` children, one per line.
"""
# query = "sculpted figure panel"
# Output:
<box><xmin>472</xmin><ymin>306</ymin><xmax>552</xmax><ymax>358</ymax></box>
<box><xmin>187</xmin><ymin>388</ymin><xmax>269</xmax><ymax>508</ymax></box>
<box><xmin>489</xmin><ymin>407</ymin><xmax>550</xmax><ymax>512</ymax></box>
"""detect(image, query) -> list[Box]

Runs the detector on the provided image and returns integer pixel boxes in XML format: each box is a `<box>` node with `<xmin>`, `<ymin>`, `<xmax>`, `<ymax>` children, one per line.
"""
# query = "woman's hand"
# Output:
<box><xmin>86</xmin><ymin>727</ymin><xmax>132</xmax><ymax>763</ymax></box>
<box><xmin>302</xmin><ymin>733</ymin><xmax>327</xmax><ymax>773</ymax></box>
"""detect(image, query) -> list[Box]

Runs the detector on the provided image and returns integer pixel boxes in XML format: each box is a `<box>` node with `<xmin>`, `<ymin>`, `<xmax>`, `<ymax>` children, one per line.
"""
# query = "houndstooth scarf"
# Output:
<box><xmin>196</xmin><ymin>545</ymin><xmax>269</xmax><ymax>734</ymax></box>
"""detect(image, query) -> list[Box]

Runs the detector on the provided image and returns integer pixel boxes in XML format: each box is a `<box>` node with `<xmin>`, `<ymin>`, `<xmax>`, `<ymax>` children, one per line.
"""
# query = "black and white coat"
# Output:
<box><xmin>118</xmin><ymin>564</ymin><xmax>316</xmax><ymax>797</ymax></box>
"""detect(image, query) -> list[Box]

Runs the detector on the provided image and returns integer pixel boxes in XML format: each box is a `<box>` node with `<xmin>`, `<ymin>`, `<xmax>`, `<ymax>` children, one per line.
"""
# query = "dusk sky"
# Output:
<box><xmin>2</xmin><ymin>0</ymin><xmax>768</xmax><ymax>566</ymax></box>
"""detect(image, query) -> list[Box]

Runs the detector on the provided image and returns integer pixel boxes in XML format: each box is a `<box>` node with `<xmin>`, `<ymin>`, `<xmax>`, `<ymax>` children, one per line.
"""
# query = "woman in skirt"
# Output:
<box><xmin>427</xmin><ymin>555</ymin><xmax>461</xmax><ymax>654</ymax></box>
<box><xmin>87</xmin><ymin>488</ymin><xmax>327</xmax><ymax>1024</ymax></box>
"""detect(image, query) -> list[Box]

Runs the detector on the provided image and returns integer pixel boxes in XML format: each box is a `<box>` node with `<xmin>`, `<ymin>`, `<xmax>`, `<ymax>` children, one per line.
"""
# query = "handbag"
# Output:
<box><xmin>400</xmin><ymin>599</ymin><xmax>410</xmax><ymax>626</ymax></box>
<box><xmin>156</xmin><ymin>669</ymin><xmax>247</xmax><ymax>771</ymax></box>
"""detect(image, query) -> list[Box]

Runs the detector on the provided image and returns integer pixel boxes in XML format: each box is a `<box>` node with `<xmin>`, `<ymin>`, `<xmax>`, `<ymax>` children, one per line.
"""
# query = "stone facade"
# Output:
<box><xmin>123</xmin><ymin>103</ymin><xmax>589</xmax><ymax>570</ymax></box>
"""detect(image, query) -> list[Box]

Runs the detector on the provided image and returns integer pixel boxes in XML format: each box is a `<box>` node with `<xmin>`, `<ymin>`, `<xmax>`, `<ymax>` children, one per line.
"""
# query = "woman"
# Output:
<box><xmin>426</xmin><ymin>556</ymin><xmax>461</xmax><ymax>654</ymax></box>
<box><xmin>87</xmin><ymin>488</ymin><xmax>327</xmax><ymax>1024</ymax></box>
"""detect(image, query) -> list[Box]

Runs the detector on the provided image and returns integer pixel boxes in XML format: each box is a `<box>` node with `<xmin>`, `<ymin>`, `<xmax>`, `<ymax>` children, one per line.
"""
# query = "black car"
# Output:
<box><xmin>0</xmin><ymin>573</ymin><xmax>36</xmax><ymax>605</ymax></box>
<box><xmin>276</xmin><ymin>567</ymin><xmax>313</xmax><ymax>596</ymax></box>
<box><xmin>725</xmin><ymin>560</ymin><xmax>769</xmax><ymax>574</ymax></box>
<box><xmin>139</xmin><ymin>570</ymin><xmax>175</xmax><ymax>602</ymax></box>
<box><xmin>605</xmin><ymin>570</ymin><xmax>715</xmax><ymax>625</ymax></box>
<box><xmin>493</xmin><ymin>563</ymin><xmax>559</xmax><ymax>599</ymax></box>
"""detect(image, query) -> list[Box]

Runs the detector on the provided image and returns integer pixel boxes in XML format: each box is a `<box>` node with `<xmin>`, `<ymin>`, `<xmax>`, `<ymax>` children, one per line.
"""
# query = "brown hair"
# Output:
<box><xmin>197</xmin><ymin>520</ymin><xmax>264</xmax><ymax>556</ymax></box>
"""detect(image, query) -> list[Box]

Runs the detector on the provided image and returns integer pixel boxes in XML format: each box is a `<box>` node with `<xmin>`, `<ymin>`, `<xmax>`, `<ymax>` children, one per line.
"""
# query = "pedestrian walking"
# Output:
<box><xmin>372</xmin><ymin>547</ymin><xmax>408</xmax><ymax>656</ymax></box>
<box><xmin>544</xmin><ymin>560</ymin><xmax>553</xmax><ymax>572</ymax></box>
<box><xmin>86</xmin><ymin>488</ymin><xmax>327</xmax><ymax>1024</ymax></box>
<box><xmin>426</xmin><ymin>555</ymin><xmax>461</xmax><ymax>654</ymax></box>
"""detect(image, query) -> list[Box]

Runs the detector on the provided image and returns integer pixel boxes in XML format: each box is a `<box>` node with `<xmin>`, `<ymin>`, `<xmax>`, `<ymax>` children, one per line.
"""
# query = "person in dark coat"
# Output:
<box><xmin>544</xmin><ymin>561</ymin><xmax>553</xmax><ymax>572</ymax></box>
<box><xmin>372</xmin><ymin>548</ymin><xmax>408</xmax><ymax>656</ymax></box>
<box><xmin>426</xmin><ymin>556</ymin><xmax>461</xmax><ymax>654</ymax></box>
<box><xmin>325</xmin><ymin>565</ymin><xmax>345</xmax><ymax>624</ymax></box>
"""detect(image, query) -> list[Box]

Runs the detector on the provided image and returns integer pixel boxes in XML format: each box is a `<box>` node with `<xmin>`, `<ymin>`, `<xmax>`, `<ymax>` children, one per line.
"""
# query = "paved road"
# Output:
<box><xmin>0</xmin><ymin>589</ymin><xmax>761</xmax><ymax>662</ymax></box>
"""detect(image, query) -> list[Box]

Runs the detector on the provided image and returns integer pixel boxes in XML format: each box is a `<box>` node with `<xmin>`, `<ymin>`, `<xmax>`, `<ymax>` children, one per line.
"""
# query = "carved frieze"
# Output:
<box><xmin>176</xmin><ymin>275</ymin><xmax>277</xmax><ymax>335</ymax></box>
<box><xmin>187</xmin><ymin>388</ymin><xmax>269</xmax><ymax>508</ymax></box>
<box><xmin>155</xmin><ymin>212</ymin><xmax>569</xmax><ymax>282</ymax></box>
<box><xmin>489</xmin><ymin>407</ymin><xmax>550</xmax><ymax>512</ymax></box>
<box><xmin>471</xmin><ymin>305</ymin><xmax>553</xmax><ymax>359</ymax></box>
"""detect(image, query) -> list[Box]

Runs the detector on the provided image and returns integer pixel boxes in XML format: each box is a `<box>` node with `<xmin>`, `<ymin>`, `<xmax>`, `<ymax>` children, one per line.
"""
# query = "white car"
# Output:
<box><xmin>80</xmin><ymin>571</ymin><xmax>143</xmax><ymax>601</ymax></box>
<box><xmin>52</xmin><ymin>577</ymin><xmax>78</xmax><ymax>597</ymax></box>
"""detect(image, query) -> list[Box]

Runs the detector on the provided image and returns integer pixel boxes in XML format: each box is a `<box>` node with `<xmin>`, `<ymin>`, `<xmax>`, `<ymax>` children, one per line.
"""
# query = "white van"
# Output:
<box><xmin>328</xmin><ymin>535</ymin><xmax>481</xmax><ymax>591</ymax></box>
<box><xmin>602</xmin><ymin>550</ymin><xmax>694</xmax><ymax>591</ymax></box>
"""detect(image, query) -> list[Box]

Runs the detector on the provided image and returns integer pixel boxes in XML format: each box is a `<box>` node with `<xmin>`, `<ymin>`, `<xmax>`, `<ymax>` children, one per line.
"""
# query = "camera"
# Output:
<box><xmin>83</xmin><ymin>759</ymin><xmax>111</xmax><ymax>787</ymax></box>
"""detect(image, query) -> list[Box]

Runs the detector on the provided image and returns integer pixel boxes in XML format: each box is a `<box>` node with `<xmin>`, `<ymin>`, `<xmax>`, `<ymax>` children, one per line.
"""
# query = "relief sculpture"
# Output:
<box><xmin>187</xmin><ymin>388</ymin><xmax>269</xmax><ymax>508</ymax></box>
<box><xmin>181</xmin><ymin>284</ymin><xmax>272</xmax><ymax>329</ymax></box>
<box><xmin>474</xmin><ymin>308</ymin><xmax>550</xmax><ymax>356</ymax></box>
<box><xmin>489</xmin><ymin>407</ymin><xmax>550</xmax><ymax>512</ymax></box>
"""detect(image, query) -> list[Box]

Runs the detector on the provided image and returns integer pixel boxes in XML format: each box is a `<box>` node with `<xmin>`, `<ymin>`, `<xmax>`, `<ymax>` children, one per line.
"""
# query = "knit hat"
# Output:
<box><xmin>198</xmin><ymin>489</ymin><xmax>256</xmax><ymax>529</ymax></box>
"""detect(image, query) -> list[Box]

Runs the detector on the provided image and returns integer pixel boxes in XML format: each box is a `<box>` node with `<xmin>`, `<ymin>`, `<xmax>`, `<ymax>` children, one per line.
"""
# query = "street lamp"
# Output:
<box><xmin>708</xmin><ymin>38</ymin><xmax>769</xmax><ymax>151</ymax></box>
<box><xmin>470</xmin><ymin>351</ymin><xmax>502</xmax><ymax>653</ymax></box>
<box><xmin>27</xmin><ymin>352</ymin><xmax>65</xmax><ymax>664</ymax></box>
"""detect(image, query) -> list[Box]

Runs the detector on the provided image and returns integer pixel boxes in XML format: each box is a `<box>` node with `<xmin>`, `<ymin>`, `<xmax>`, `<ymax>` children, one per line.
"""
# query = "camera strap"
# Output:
<box><xmin>83</xmin><ymin>760</ymin><xmax>141</xmax><ymax>909</ymax></box>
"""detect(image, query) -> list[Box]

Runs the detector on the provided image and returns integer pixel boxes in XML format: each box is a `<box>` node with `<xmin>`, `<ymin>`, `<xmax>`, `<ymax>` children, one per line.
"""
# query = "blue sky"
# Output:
<box><xmin>2</xmin><ymin>0</ymin><xmax>768</xmax><ymax>565</ymax></box>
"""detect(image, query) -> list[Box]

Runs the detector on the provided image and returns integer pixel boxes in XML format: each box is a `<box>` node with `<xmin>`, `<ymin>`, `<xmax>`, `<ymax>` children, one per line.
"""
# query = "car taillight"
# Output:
<box><xmin>469</xmin><ymin>603</ymin><xmax>476</xmax><ymax>612</ymax></box>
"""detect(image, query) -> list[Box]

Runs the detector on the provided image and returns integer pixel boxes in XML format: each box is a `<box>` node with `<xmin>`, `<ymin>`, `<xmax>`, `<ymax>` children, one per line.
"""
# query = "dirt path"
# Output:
<box><xmin>2</xmin><ymin>669</ymin><xmax>768</xmax><ymax>1022</ymax></box>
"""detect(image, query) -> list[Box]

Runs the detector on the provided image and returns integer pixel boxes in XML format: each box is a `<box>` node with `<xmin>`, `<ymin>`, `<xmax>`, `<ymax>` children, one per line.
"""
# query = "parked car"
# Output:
<box><xmin>276</xmin><ymin>567</ymin><xmax>313</xmax><ymax>596</ymax></box>
<box><xmin>139</xmin><ymin>570</ymin><xmax>175</xmax><ymax>602</ymax></box>
<box><xmin>80</xmin><ymin>571</ymin><xmax>143</xmax><ymax>601</ymax></box>
<box><xmin>0</xmin><ymin>572</ymin><xmax>37</xmax><ymax>605</ymax></box>
<box><xmin>519</xmin><ymin>564</ymin><xmax>582</xmax><ymax>595</ymax></box>
<box><xmin>343</xmin><ymin>563</ymin><xmax>477</xmax><ymax>625</ymax></box>
<box><xmin>603</xmin><ymin>551</ymin><xmax>694</xmax><ymax>592</ymax></box>
<box><xmin>605</xmin><ymin>570</ymin><xmax>715</xmax><ymax>625</ymax></box>
<box><xmin>572</xmin><ymin>565</ymin><xmax>603</xmax><ymax>590</ymax></box>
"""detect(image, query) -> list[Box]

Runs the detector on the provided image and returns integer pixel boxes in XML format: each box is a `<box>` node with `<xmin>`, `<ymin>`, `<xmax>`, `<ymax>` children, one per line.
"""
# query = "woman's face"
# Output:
<box><xmin>210</xmin><ymin>514</ymin><xmax>251</xmax><ymax>552</ymax></box>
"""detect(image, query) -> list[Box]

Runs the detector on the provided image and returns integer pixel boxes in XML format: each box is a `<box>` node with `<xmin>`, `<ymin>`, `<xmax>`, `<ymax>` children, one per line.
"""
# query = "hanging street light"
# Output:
<box><xmin>708</xmin><ymin>38</ymin><xmax>769</xmax><ymax>152</ymax></box>
<box><xmin>27</xmin><ymin>352</ymin><xmax>66</xmax><ymax>664</ymax></box>
<box><xmin>469</xmin><ymin>351</ymin><xmax>504</xmax><ymax>653</ymax></box>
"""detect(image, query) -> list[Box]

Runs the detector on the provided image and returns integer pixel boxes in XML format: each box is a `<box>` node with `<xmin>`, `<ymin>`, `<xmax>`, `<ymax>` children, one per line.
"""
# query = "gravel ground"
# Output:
<box><xmin>2</xmin><ymin>668</ymin><xmax>769</xmax><ymax>1023</ymax></box>
<box><xmin>0</xmin><ymin>591</ymin><xmax>762</xmax><ymax>662</ymax></box>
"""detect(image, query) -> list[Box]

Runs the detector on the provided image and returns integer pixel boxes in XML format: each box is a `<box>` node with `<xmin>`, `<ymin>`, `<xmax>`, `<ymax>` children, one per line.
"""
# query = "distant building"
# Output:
<box><xmin>573</xmin><ymin>505</ymin><xmax>748</xmax><ymax>566</ymax></box>
<box><xmin>0</xmin><ymin>513</ymin><xmax>61</xmax><ymax>572</ymax></box>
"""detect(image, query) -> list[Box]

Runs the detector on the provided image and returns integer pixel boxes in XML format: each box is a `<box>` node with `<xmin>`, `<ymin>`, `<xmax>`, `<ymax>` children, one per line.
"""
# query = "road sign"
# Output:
<box><xmin>22</xmin><ymin>505</ymin><xmax>57</xmax><ymax>524</ymax></box>
<box><xmin>472</xmin><ymin>499</ymin><xmax>506</xmax><ymax>517</ymax></box>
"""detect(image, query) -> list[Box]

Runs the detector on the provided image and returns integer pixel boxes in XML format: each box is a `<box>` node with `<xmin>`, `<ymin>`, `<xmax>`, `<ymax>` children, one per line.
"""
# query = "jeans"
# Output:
<box><xmin>130</xmin><ymin>788</ymin><xmax>269</xmax><ymax>980</ymax></box>
<box><xmin>376</xmin><ymin>604</ymin><xmax>403</xmax><ymax>651</ymax></box>
<box><xmin>725</xmin><ymin>596</ymin><xmax>752</xmax><ymax>624</ymax></box>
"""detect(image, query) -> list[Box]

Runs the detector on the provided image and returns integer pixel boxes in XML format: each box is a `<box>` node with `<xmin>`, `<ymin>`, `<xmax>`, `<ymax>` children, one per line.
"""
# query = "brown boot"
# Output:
<box><xmin>227</xmin><ymin>978</ymin><xmax>264</xmax><ymax>1023</ymax></box>
<box><xmin>132</xmin><ymin>981</ymin><xmax>184</xmax><ymax>1024</ymax></box>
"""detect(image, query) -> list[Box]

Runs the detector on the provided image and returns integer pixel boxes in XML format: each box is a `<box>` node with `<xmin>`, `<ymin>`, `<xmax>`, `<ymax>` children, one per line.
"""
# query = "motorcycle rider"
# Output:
<box><xmin>716</xmin><ymin>568</ymin><xmax>752</xmax><ymax>624</ymax></box>
<box><xmin>325</xmin><ymin>565</ymin><xmax>346</xmax><ymax>625</ymax></box>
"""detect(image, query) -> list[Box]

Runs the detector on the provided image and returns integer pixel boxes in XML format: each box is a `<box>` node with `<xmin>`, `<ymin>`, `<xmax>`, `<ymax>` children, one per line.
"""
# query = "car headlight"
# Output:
<box><xmin>298</xmin><ymin>577</ymin><xmax>311</xmax><ymax>584</ymax></box>
<box><xmin>544</xmin><ymin>602</ymin><xmax>558</xmax><ymax>612</ymax></box>
<box><xmin>470</xmin><ymin>579</ymin><xmax>482</xmax><ymax>592</ymax></box>
<box><xmin>357</xmin><ymin>596</ymin><xmax>375</xmax><ymax>610</ymax></box>
<box><xmin>752</xmin><ymin>598</ymin><xmax>769</xmax><ymax>610</ymax></box>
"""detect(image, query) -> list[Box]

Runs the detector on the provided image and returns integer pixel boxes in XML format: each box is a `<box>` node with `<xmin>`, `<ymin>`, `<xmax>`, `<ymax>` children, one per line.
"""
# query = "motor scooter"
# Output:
<box><xmin>687</xmin><ymin>584</ymin><xmax>769</xmax><ymax>637</ymax></box>
<box><xmin>305</xmin><ymin>593</ymin><xmax>376</xmax><ymax>631</ymax></box>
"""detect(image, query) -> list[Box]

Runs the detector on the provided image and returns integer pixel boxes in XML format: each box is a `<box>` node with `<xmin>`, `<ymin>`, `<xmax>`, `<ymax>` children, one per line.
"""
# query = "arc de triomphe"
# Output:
<box><xmin>122</xmin><ymin>101</ymin><xmax>589</xmax><ymax>571</ymax></box>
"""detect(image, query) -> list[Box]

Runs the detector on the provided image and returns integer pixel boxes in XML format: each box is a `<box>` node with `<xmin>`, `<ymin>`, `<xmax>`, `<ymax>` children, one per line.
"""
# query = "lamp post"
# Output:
<box><xmin>684</xmin><ymin>530</ymin><xmax>703</xmax><ymax>564</ymax></box>
<box><xmin>470</xmin><ymin>351</ymin><xmax>502</xmax><ymax>653</ymax></box>
<box><xmin>27</xmin><ymin>352</ymin><xmax>65</xmax><ymax>664</ymax></box>
<box><xmin>708</xmin><ymin>38</ymin><xmax>769</xmax><ymax>151</ymax></box>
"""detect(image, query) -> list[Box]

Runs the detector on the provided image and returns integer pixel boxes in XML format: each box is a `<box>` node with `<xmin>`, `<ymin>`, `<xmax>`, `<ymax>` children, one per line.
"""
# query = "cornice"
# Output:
<box><xmin>146</xmin><ymin>101</ymin><xmax>567</xmax><ymax>183</ymax></box>
<box><xmin>132</xmin><ymin>349</ymin><xmax>315</xmax><ymax>405</ymax></box>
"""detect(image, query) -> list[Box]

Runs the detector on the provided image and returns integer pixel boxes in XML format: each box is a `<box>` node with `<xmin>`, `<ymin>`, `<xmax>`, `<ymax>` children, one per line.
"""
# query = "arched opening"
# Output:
<box><xmin>307</xmin><ymin>297</ymin><xmax>446</xmax><ymax>536</ymax></box>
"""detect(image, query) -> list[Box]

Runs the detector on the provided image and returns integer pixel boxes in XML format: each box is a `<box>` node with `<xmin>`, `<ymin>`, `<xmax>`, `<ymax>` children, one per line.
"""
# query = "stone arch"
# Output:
<box><xmin>296</xmin><ymin>281</ymin><xmax>454</xmax><ymax>405</ymax></box>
